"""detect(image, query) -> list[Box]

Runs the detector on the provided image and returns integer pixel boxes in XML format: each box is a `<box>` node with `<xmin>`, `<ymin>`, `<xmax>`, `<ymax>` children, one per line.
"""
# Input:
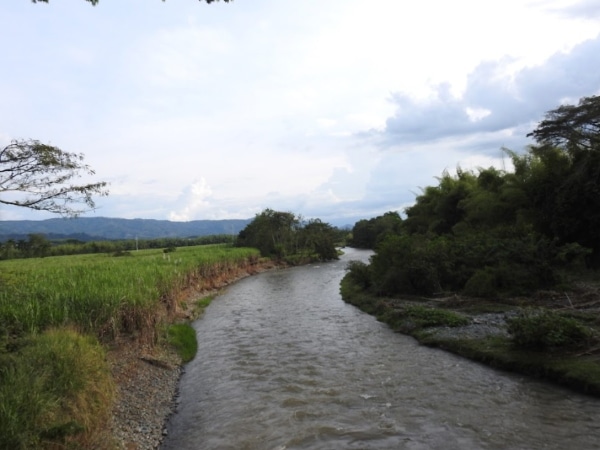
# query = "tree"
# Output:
<box><xmin>403</xmin><ymin>168</ymin><xmax>476</xmax><ymax>235</ymax></box>
<box><xmin>32</xmin><ymin>0</ymin><xmax>230</xmax><ymax>4</ymax></box>
<box><xmin>300</xmin><ymin>219</ymin><xmax>338</xmax><ymax>261</ymax></box>
<box><xmin>523</xmin><ymin>95</ymin><xmax>600</xmax><ymax>266</ymax></box>
<box><xmin>236</xmin><ymin>209</ymin><xmax>338</xmax><ymax>261</ymax></box>
<box><xmin>527</xmin><ymin>95</ymin><xmax>600</xmax><ymax>153</ymax></box>
<box><xmin>0</xmin><ymin>140</ymin><xmax>109</xmax><ymax>217</ymax></box>
<box><xmin>350</xmin><ymin>211</ymin><xmax>402</xmax><ymax>249</ymax></box>
<box><xmin>20</xmin><ymin>234</ymin><xmax>52</xmax><ymax>258</ymax></box>
<box><xmin>236</xmin><ymin>209</ymin><xmax>299</xmax><ymax>258</ymax></box>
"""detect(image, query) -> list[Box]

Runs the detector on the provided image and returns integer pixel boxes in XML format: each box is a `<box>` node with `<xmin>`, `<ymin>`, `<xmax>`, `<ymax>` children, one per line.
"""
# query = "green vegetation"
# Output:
<box><xmin>341</xmin><ymin>95</ymin><xmax>600</xmax><ymax>395</ymax></box>
<box><xmin>342</xmin><ymin>275</ymin><xmax>600</xmax><ymax>395</ymax></box>
<box><xmin>166</xmin><ymin>324</ymin><xmax>198</xmax><ymax>363</ymax></box>
<box><xmin>0</xmin><ymin>244</ymin><xmax>259</xmax><ymax>449</ymax></box>
<box><xmin>0</xmin><ymin>244</ymin><xmax>258</xmax><ymax>339</ymax></box>
<box><xmin>347</xmin><ymin>95</ymin><xmax>600</xmax><ymax>298</ymax></box>
<box><xmin>0</xmin><ymin>232</ymin><xmax>236</xmax><ymax>260</ymax></box>
<box><xmin>0</xmin><ymin>328</ymin><xmax>115</xmax><ymax>450</ymax></box>
<box><xmin>194</xmin><ymin>295</ymin><xmax>215</xmax><ymax>315</ymax></box>
<box><xmin>236</xmin><ymin>208</ymin><xmax>341</xmax><ymax>262</ymax></box>
<box><xmin>506</xmin><ymin>308</ymin><xmax>594</xmax><ymax>350</ymax></box>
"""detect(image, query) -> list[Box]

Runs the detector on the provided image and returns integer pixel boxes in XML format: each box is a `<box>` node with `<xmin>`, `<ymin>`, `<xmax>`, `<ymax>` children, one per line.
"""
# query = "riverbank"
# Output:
<box><xmin>340</xmin><ymin>276</ymin><xmax>600</xmax><ymax>397</ymax></box>
<box><xmin>107</xmin><ymin>259</ymin><xmax>280</xmax><ymax>450</ymax></box>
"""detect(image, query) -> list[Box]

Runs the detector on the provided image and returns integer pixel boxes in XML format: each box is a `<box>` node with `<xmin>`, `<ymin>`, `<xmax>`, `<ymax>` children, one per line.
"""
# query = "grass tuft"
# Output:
<box><xmin>167</xmin><ymin>324</ymin><xmax>198</xmax><ymax>363</ymax></box>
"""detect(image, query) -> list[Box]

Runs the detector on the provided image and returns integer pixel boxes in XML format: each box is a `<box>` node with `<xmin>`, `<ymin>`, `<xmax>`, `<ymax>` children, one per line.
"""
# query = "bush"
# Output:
<box><xmin>507</xmin><ymin>308</ymin><xmax>593</xmax><ymax>350</ymax></box>
<box><xmin>370</xmin><ymin>234</ymin><xmax>447</xmax><ymax>296</ymax></box>
<box><xmin>463</xmin><ymin>267</ymin><xmax>497</xmax><ymax>297</ymax></box>
<box><xmin>345</xmin><ymin>260</ymin><xmax>372</xmax><ymax>289</ymax></box>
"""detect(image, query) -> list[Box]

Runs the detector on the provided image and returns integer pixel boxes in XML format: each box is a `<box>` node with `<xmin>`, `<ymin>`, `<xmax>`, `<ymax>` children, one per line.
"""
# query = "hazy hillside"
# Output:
<box><xmin>0</xmin><ymin>217</ymin><xmax>251</xmax><ymax>241</ymax></box>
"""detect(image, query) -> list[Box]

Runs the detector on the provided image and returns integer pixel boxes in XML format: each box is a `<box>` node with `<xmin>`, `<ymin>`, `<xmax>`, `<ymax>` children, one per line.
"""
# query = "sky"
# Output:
<box><xmin>1</xmin><ymin>0</ymin><xmax>600</xmax><ymax>227</ymax></box>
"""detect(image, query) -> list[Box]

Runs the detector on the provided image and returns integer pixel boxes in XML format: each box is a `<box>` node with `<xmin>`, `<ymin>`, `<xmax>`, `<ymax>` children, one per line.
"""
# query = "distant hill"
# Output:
<box><xmin>0</xmin><ymin>217</ymin><xmax>252</xmax><ymax>241</ymax></box>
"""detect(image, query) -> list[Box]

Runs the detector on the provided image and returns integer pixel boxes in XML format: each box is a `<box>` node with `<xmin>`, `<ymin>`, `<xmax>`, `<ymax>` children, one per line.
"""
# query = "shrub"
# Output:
<box><xmin>344</xmin><ymin>260</ymin><xmax>372</xmax><ymax>289</ymax></box>
<box><xmin>507</xmin><ymin>308</ymin><xmax>593</xmax><ymax>350</ymax></box>
<box><xmin>370</xmin><ymin>234</ymin><xmax>447</xmax><ymax>296</ymax></box>
<box><xmin>463</xmin><ymin>267</ymin><xmax>497</xmax><ymax>297</ymax></box>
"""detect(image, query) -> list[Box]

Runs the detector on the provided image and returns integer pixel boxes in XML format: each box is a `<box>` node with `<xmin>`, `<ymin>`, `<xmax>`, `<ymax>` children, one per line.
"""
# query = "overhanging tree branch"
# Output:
<box><xmin>0</xmin><ymin>140</ymin><xmax>109</xmax><ymax>217</ymax></box>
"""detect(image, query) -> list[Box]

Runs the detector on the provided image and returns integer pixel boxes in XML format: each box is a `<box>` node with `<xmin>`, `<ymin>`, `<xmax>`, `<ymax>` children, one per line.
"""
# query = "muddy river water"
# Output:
<box><xmin>161</xmin><ymin>248</ymin><xmax>600</xmax><ymax>450</ymax></box>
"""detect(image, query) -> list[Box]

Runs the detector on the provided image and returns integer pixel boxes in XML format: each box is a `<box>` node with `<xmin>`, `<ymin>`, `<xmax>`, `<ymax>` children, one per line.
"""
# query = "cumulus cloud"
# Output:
<box><xmin>376</xmin><ymin>35</ymin><xmax>600</xmax><ymax>152</ymax></box>
<box><xmin>169</xmin><ymin>178</ymin><xmax>214</xmax><ymax>222</ymax></box>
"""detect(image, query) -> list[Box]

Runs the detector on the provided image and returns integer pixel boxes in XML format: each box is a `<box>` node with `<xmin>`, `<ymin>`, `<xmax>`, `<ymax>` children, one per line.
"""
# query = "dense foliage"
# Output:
<box><xmin>236</xmin><ymin>208</ymin><xmax>340</xmax><ymax>262</ymax></box>
<box><xmin>348</xmin><ymin>95</ymin><xmax>600</xmax><ymax>297</ymax></box>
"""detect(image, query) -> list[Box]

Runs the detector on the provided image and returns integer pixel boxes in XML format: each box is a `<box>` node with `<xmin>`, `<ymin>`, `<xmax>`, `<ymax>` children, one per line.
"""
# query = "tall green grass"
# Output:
<box><xmin>0</xmin><ymin>244</ymin><xmax>259</xmax><ymax>340</ymax></box>
<box><xmin>0</xmin><ymin>244</ymin><xmax>260</xmax><ymax>449</ymax></box>
<box><xmin>0</xmin><ymin>328</ymin><xmax>115</xmax><ymax>450</ymax></box>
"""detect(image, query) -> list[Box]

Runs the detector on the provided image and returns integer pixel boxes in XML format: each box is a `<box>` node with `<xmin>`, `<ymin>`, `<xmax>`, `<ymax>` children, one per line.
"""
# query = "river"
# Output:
<box><xmin>161</xmin><ymin>248</ymin><xmax>600</xmax><ymax>450</ymax></box>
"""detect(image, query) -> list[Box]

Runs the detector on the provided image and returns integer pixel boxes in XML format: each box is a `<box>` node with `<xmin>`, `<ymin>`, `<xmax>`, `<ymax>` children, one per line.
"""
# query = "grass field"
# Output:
<box><xmin>0</xmin><ymin>244</ymin><xmax>260</xmax><ymax>449</ymax></box>
<box><xmin>0</xmin><ymin>244</ymin><xmax>259</xmax><ymax>339</ymax></box>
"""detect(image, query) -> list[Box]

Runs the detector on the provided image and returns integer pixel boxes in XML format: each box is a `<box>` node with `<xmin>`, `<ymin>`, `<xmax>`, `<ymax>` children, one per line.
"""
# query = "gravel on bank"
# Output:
<box><xmin>108</xmin><ymin>340</ymin><xmax>182</xmax><ymax>450</ymax></box>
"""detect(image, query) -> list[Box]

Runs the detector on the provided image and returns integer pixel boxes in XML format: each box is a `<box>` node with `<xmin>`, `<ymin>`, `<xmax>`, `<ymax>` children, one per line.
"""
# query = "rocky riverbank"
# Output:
<box><xmin>108</xmin><ymin>340</ymin><xmax>181</xmax><ymax>450</ymax></box>
<box><xmin>341</xmin><ymin>277</ymin><xmax>600</xmax><ymax>397</ymax></box>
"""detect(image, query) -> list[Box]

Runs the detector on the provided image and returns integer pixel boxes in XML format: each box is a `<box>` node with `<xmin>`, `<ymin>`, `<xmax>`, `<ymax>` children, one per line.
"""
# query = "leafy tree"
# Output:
<box><xmin>527</xmin><ymin>95</ymin><xmax>600</xmax><ymax>153</ymax></box>
<box><xmin>0</xmin><ymin>239</ymin><xmax>19</xmax><ymax>260</ymax></box>
<box><xmin>350</xmin><ymin>211</ymin><xmax>402</xmax><ymax>249</ymax></box>
<box><xmin>22</xmin><ymin>234</ymin><xmax>52</xmax><ymax>258</ymax></box>
<box><xmin>403</xmin><ymin>168</ymin><xmax>476</xmax><ymax>235</ymax></box>
<box><xmin>300</xmin><ymin>219</ymin><xmax>338</xmax><ymax>261</ymax></box>
<box><xmin>519</xmin><ymin>95</ymin><xmax>600</xmax><ymax>265</ymax></box>
<box><xmin>236</xmin><ymin>209</ymin><xmax>299</xmax><ymax>258</ymax></box>
<box><xmin>236</xmin><ymin>209</ymin><xmax>337</xmax><ymax>261</ymax></box>
<box><xmin>369</xmin><ymin>234</ymin><xmax>449</xmax><ymax>296</ymax></box>
<box><xmin>0</xmin><ymin>140</ymin><xmax>108</xmax><ymax>217</ymax></box>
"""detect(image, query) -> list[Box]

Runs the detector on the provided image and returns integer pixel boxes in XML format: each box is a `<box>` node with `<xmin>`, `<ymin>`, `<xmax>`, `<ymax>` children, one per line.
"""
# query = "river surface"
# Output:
<box><xmin>162</xmin><ymin>248</ymin><xmax>600</xmax><ymax>450</ymax></box>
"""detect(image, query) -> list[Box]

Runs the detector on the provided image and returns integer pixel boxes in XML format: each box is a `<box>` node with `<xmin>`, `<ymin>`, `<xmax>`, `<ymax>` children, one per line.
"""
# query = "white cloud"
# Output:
<box><xmin>169</xmin><ymin>178</ymin><xmax>214</xmax><ymax>222</ymax></box>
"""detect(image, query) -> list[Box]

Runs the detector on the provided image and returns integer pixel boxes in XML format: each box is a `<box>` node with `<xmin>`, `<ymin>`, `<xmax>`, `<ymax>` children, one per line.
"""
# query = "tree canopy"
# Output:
<box><xmin>0</xmin><ymin>140</ymin><xmax>109</xmax><ymax>217</ymax></box>
<box><xmin>236</xmin><ymin>208</ymin><xmax>339</xmax><ymax>262</ymax></box>
<box><xmin>527</xmin><ymin>95</ymin><xmax>600</xmax><ymax>152</ymax></box>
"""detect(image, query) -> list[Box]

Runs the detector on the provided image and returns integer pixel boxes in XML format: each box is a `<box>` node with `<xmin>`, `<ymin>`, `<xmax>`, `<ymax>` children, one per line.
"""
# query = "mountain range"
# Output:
<box><xmin>0</xmin><ymin>217</ymin><xmax>252</xmax><ymax>242</ymax></box>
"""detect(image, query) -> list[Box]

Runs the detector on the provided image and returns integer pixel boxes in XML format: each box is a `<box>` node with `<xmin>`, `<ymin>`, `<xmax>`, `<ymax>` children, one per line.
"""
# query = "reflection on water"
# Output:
<box><xmin>162</xmin><ymin>248</ymin><xmax>600</xmax><ymax>450</ymax></box>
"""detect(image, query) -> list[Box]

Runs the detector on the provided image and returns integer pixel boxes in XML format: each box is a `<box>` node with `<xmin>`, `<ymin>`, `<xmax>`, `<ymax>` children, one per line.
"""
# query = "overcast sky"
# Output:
<box><xmin>1</xmin><ymin>0</ymin><xmax>599</xmax><ymax>226</ymax></box>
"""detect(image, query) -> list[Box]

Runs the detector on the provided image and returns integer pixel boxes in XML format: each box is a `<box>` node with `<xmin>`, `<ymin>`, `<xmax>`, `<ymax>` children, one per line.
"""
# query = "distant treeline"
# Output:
<box><xmin>347</xmin><ymin>95</ymin><xmax>600</xmax><ymax>297</ymax></box>
<box><xmin>0</xmin><ymin>233</ymin><xmax>234</xmax><ymax>260</ymax></box>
